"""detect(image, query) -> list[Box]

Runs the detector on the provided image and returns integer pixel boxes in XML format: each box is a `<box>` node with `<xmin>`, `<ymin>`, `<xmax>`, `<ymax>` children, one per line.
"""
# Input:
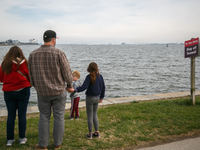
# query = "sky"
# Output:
<box><xmin>0</xmin><ymin>0</ymin><xmax>200</xmax><ymax>44</ymax></box>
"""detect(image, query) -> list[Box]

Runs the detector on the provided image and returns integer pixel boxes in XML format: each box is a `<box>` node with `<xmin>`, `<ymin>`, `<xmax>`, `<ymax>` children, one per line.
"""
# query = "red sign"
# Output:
<box><xmin>185</xmin><ymin>37</ymin><xmax>199</xmax><ymax>58</ymax></box>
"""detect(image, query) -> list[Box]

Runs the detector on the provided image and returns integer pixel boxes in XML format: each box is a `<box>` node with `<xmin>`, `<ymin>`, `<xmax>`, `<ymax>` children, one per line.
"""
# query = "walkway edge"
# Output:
<box><xmin>0</xmin><ymin>91</ymin><xmax>199</xmax><ymax>117</ymax></box>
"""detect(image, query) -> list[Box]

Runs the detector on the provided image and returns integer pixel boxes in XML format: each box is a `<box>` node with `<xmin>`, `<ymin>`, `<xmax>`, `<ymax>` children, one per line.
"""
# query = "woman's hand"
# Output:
<box><xmin>99</xmin><ymin>100</ymin><xmax>103</xmax><ymax>103</ymax></box>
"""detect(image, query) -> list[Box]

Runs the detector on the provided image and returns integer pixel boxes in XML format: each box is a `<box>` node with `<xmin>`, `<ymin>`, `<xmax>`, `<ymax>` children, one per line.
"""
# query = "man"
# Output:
<box><xmin>28</xmin><ymin>30</ymin><xmax>73</xmax><ymax>150</ymax></box>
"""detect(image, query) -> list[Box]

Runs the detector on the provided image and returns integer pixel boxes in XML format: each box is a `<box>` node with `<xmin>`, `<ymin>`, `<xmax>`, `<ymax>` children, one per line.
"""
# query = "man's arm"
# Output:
<box><xmin>28</xmin><ymin>55</ymin><xmax>34</xmax><ymax>86</ymax></box>
<box><xmin>59</xmin><ymin>52</ymin><xmax>73</xmax><ymax>88</ymax></box>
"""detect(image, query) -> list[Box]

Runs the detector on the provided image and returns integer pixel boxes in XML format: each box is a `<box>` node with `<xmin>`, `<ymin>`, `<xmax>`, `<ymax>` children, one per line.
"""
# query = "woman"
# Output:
<box><xmin>0</xmin><ymin>46</ymin><xmax>31</xmax><ymax>146</ymax></box>
<box><xmin>73</xmin><ymin>62</ymin><xmax>105</xmax><ymax>139</ymax></box>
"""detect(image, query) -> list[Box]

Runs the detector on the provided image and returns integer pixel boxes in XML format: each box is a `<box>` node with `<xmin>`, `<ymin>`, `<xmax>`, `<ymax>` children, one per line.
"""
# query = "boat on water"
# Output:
<box><xmin>0</xmin><ymin>39</ymin><xmax>39</xmax><ymax>46</ymax></box>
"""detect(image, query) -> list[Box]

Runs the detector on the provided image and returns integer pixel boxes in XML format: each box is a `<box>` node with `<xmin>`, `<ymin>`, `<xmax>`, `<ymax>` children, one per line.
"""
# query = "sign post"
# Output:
<box><xmin>191</xmin><ymin>57</ymin><xmax>195</xmax><ymax>104</ymax></box>
<box><xmin>184</xmin><ymin>37</ymin><xmax>199</xmax><ymax>105</ymax></box>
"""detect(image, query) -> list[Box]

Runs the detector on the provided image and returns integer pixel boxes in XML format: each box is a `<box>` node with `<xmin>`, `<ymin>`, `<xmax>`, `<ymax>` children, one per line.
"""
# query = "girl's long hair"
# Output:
<box><xmin>87</xmin><ymin>62</ymin><xmax>100</xmax><ymax>84</ymax></box>
<box><xmin>1</xmin><ymin>46</ymin><xmax>28</xmax><ymax>74</ymax></box>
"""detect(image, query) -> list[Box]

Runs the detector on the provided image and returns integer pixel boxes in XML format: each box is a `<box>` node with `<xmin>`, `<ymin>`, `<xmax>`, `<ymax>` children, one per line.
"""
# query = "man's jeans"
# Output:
<box><xmin>4</xmin><ymin>87</ymin><xmax>30</xmax><ymax>140</ymax></box>
<box><xmin>37</xmin><ymin>90</ymin><xmax>67</xmax><ymax>147</ymax></box>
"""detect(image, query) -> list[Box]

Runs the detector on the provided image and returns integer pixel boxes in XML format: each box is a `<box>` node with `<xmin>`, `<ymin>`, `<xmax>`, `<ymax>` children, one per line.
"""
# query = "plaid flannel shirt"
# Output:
<box><xmin>28</xmin><ymin>45</ymin><xmax>73</xmax><ymax>97</ymax></box>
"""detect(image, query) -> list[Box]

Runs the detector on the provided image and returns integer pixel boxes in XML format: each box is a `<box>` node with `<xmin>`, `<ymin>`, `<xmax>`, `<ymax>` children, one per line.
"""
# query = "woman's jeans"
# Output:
<box><xmin>4</xmin><ymin>87</ymin><xmax>30</xmax><ymax>140</ymax></box>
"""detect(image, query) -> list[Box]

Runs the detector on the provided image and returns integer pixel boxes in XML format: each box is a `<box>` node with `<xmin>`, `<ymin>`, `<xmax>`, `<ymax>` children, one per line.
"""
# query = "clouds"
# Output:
<box><xmin>0</xmin><ymin>0</ymin><xmax>200</xmax><ymax>44</ymax></box>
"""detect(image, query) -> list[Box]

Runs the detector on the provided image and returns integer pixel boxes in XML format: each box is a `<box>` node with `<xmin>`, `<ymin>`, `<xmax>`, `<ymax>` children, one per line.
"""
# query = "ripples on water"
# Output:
<box><xmin>0</xmin><ymin>44</ymin><xmax>199</xmax><ymax>109</ymax></box>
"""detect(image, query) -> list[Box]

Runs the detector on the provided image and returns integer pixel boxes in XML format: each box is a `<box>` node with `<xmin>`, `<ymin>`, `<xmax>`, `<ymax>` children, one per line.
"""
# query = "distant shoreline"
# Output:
<box><xmin>0</xmin><ymin>43</ymin><xmax>39</xmax><ymax>46</ymax></box>
<box><xmin>0</xmin><ymin>39</ymin><xmax>39</xmax><ymax>46</ymax></box>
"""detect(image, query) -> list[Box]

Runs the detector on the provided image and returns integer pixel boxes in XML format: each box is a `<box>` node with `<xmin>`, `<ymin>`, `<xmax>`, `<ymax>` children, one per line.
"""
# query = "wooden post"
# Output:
<box><xmin>191</xmin><ymin>57</ymin><xmax>195</xmax><ymax>105</ymax></box>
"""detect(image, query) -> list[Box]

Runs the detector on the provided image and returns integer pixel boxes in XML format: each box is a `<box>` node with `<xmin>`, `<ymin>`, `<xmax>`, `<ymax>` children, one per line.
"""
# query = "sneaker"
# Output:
<box><xmin>54</xmin><ymin>144</ymin><xmax>61</xmax><ymax>150</ymax></box>
<box><xmin>93</xmin><ymin>132</ymin><xmax>100</xmax><ymax>138</ymax></box>
<box><xmin>35</xmin><ymin>144</ymin><xmax>48</xmax><ymax>150</ymax></box>
<box><xmin>69</xmin><ymin>117</ymin><xmax>73</xmax><ymax>120</ymax></box>
<box><xmin>75</xmin><ymin>117</ymin><xmax>79</xmax><ymax>119</ymax></box>
<box><xmin>19</xmin><ymin>138</ymin><xmax>27</xmax><ymax>144</ymax></box>
<box><xmin>86</xmin><ymin>133</ymin><xmax>92</xmax><ymax>139</ymax></box>
<box><xmin>7</xmin><ymin>139</ymin><xmax>15</xmax><ymax>146</ymax></box>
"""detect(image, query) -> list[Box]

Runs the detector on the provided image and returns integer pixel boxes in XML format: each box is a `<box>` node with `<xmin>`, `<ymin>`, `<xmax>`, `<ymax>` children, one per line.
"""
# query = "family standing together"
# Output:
<box><xmin>0</xmin><ymin>30</ymin><xmax>105</xmax><ymax>150</ymax></box>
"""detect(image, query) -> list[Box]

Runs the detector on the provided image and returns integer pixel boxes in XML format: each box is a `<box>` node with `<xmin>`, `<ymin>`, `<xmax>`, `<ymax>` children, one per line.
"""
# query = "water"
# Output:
<box><xmin>0</xmin><ymin>44</ymin><xmax>199</xmax><ymax>110</ymax></box>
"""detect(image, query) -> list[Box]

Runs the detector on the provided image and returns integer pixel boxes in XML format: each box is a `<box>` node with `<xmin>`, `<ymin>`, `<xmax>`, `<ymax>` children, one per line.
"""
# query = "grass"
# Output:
<box><xmin>1</xmin><ymin>96</ymin><xmax>200</xmax><ymax>150</ymax></box>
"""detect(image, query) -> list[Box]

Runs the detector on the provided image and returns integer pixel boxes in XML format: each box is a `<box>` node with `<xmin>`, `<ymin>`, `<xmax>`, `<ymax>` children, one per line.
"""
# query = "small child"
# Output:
<box><xmin>69</xmin><ymin>70</ymin><xmax>82</xmax><ymax>120</ymax></box>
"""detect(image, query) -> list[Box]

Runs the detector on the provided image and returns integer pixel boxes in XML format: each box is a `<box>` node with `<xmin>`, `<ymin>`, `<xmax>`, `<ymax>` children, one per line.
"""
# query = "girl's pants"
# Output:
<box><xmin>86</xmin><ymin>96</ymin><xmax>99</xmax><ymax>132</ymax></box>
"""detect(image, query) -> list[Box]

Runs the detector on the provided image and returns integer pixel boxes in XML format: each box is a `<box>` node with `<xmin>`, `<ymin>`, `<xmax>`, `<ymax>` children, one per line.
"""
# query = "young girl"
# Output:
<box><xmin>0</xmin><ymin>46</ymin><xmax>31</xmax><ymax>146</ymax></box>
<box><xmin>73</xmin><ymin>62</ymin><xmax>105</xmax><ymax>139</ymax></box>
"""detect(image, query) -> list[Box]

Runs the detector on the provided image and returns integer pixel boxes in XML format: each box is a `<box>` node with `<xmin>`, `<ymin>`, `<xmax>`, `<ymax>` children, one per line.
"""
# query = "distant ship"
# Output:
<box><xmin>21</xmin><ymin>38</ymin><xmax>38</xmax><ymax>45</ymax></box>
<box><xmin>0</xmin><ymin>39</ymin><xmax>39</xmax><ymax>46</ymax></box>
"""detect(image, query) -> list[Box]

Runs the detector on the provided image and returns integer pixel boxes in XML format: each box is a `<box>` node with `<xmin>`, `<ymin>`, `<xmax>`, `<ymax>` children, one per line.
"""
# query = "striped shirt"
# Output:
<box><xmin>28</xmin><ymin>45</ymin><xmax>73</xmax><ymax>97</ymax></box>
